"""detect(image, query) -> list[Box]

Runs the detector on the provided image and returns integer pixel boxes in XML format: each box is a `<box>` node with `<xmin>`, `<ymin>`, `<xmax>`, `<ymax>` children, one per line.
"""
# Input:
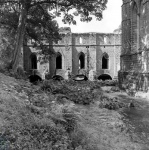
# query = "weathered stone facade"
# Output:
<box><xmin>23</xmin><ymin>43</ymin><xmax>49</xmax><ymax>79</ymax></box>
<box><xmin>24</xmin><ymin>33</ymin><xmax>121</xmax><ymax>80</ymax></box>
<box><xmin>120</xmin><ymin>0</ymin><xmax>149</xmax><ymax>91</ymax></box>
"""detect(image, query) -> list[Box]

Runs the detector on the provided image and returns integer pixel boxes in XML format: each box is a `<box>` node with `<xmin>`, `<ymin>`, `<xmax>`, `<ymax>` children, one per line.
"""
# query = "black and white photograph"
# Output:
<box><xmin>0</xmin><ymin>0</ymin><xmax>149</xmax><ymax>149</ymax></box>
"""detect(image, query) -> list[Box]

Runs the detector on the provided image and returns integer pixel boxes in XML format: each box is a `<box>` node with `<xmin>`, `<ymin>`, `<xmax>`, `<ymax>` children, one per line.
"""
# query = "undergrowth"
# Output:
<box><xmin>99</xmin><ymin>95</ymin><xmax>126</xmax><ymax>110</ymax></box>
<box><xmin>0</xmin><ymin>94</ymin><xmax>75</xmax><ymax>150</ymax></box>
<box><xmin>0</xmin><ymin>72</ymin><xmax>125</xmax><ymax>150</ymax></box>
<box><xmin>40</xmin><ymin>79</ymin><xmax>101</xmax><ymax>105</ymax></box>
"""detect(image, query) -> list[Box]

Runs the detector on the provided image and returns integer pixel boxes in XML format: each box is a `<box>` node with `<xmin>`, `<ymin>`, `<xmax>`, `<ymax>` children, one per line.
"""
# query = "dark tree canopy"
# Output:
<box><xmin>0</xmin><ymin>1</ymin><xmax>60</xmax><ymax>45</ymax></box>
<box><xmin>0</xmin><ymin>0</ymin><xmax>108</xmax><ymax>71</ymax></box>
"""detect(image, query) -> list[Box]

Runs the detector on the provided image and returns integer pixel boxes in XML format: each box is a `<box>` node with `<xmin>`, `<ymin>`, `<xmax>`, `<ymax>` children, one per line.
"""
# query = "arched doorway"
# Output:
<box><xmin>102</xmin><ymin>53</ymin><xmax>109</xmax><ymax>69</ymax></box>
<box><xmin>79</xmin><ymin>52</ymin><xmax>85</xmax><ymax>69</ymax></box>
<box><xmin>98</xmin><ymin>74</ymin><xmax>112</xmax><ymax>81</ymax></box>
<box><xmin>56</xmin><ymin>52</ymin><xmax>62</xmax><ymax>69</ymax></box>
<box><xmin>30</xmin><ymin>53</ymin><xmax>37</xmax><ymax>69</ymax></box>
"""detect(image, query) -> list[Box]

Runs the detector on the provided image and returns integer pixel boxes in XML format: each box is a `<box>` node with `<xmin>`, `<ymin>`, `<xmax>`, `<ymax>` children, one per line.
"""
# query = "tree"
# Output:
<box><xmin>0</xmin><ymin>28</ymin><xmax>15</xmax><ymax>68</ymax></box>
<box><xmin>0</xmin><ymin>0</ymin><xmax>108</xmax><ymax>72</ymax></box>
<box><xmin>113</xmin><ymin>24</ymin><xmax>121</xmax><ymax>34</ymax></box>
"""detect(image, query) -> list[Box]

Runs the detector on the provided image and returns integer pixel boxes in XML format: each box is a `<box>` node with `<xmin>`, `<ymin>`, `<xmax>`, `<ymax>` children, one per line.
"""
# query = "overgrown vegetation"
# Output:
<box><xmin>40</xmin><ymin>79</ymin><xmax>101</xmax><ymax>105</ymax></box>
<box><xmin>0</xmin><ymin>72</ymin><xmax>142</xmax><ymax>149</ymax></box>
<box><xmin>99</xmin><ymin>95</ymin><xmax>126</xmax><ymax>110</ymax></box>
<box><xmin>119</xmin><ymin>71</ymin><xmax>144</xmax><ymax>96</ymax></box>
<box><xmin>0</xmin><ymin>75</ymin><xmax>76</xmax><ymax>149</ymax></box>
<box><xmin>0</xmin><ymin>73</ymin><xmax>103</xmax><ymax>149</ymax></box>
<box><xmin>97</xmin><ymin>79</ymin><xmax>118</xmax><ymax>86</ymax></box>
<box><xmin>0</xmin><ymin>28</ymin><xmax>15</xmax><ymax>72</ymax></box>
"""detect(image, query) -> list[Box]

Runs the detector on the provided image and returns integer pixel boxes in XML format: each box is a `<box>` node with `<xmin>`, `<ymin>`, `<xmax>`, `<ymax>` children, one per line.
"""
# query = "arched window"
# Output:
<box><xmin>80</xmin><ymin>37</ymin><xmax>83</xmax><ymax>44</ymax></box>
<box><xmin>30</xmin><ymin>53</ymin><xmax>37</xmax><ymax>69</ymax></box>
<box><xmin>79</xmin><ymin>52</ymin><xmax>85</xmax><ymax>69</ymax></box>
<box><xmin>104</xmin><ymin>36</ymin><xmax>107</xmax><ymax>44</ymax></box>
<box><xmin>102</xmin><ymin>53</ymin><xmax>109</xmax><ymax>69</ymax></box>
<box><xmin>56</xmin><ymin>52</ymin><xmax>62</xmax><ymax>69</ymax></box>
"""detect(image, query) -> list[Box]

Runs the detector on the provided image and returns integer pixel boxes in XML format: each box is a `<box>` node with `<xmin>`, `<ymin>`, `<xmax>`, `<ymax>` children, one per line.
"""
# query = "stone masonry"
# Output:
<box><xmin>24</xmin><ymin>32</ymin><xmax>121</xmax><ymax>81</ymax></box>
<box><xmin>120</xmin><ymin>0</ymin><xmax>149</xmax><ymax>91</ymax></box>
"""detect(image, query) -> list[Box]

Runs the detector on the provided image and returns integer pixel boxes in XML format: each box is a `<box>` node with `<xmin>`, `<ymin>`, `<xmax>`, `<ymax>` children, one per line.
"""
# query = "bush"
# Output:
<box><xmin>111</xmin><ymin>86</ymin><xmax>120</xmax><ymax>92</ymax></box>
<box><xmin>45</xmin><ymin>73</ymin><xmax>51</xmax><ymax>80</ymax></box>
<box><xmin>39</xmin><ymin>80</ymin><xmax>100</xmax><ymax>105</ymax></box>
<box><xmin>40</xmin><ymin>80</ymin><xmax>53</xmax><ymax>92</ymax></box>
<box><xmin>0</xmin><ymin>29</ymin><xmax>15</xmax><ymax>73</ymax></box>
<box><xmin>0</xmin><ymin>61</ymin><xmax>12</xmax><ymax>74</ymax></box>
<box><xmin>99</xmin><ymin>96</ymin><xmax>126</xmax><ymax>110</ymax></box>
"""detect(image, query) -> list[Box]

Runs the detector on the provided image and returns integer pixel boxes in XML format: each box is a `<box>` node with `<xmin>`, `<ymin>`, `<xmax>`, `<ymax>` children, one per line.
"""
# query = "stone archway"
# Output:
<box><xmin>98</xmin><ymin>74</ymin><xmax>112</xmax><ymax>81</ymax></box>
<box><xmin>102</xmin><ymin>53</ymin><xmax>109</xmax><ymax>69</ymax></box>
<box><xmin>30</xmin><ymin>53</ymin><xmax>37</xmax><ymax>69</ymax></box>
<box><xmin>56</xmin><ymin>52</ymin><xmax>62</xmax><ymax>69</ymax></box>
<box><xmin>78</xmin><ymin>52</ymin><xmax>85</xmax><ymax>69</ymax></box>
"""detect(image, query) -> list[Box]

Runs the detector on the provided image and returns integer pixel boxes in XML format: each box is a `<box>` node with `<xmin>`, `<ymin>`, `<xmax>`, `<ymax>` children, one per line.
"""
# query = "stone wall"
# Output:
<box><xmin>50</xmin><ymin>33</ymin><xmax>121</xmax><ymax>80</ymax></box>
<box><xmin>24</xmin><ymin>33</ymin><xmax>121</xmax><ymax>80</ymax></box>
<box><xmin>120</xmin><ymin>0</ymin><xmax>149</xmax><ymax>91</ymax></box>
<box><xmin>23</xmin><ymin>44</ymin><xmax>49</xmax><ymax>78</ymax></box>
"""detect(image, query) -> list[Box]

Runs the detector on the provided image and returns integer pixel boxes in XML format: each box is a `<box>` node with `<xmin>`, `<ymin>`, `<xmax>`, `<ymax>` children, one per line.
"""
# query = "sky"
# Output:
<box><xmin>56</xmin><ymin>0</ymin><xmax>122</xmax><ymax>33</ymax></box>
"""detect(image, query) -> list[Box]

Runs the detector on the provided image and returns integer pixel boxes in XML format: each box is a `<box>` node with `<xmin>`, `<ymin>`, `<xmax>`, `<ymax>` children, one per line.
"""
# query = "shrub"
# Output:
<box><xmin>111</xmin><ymin>86</ymin><xmax>120</xmax><ymax>92</ymax></box>
<box><xmin>99</xmin><ymin>96</ymin><xmax>126</xmax><ymax>110</ymax></box>
<box><xmin>45</xmin><ymin>72</ymin><xmax>51</xmax><ymax>80</ymax></box>
<box><xmin>40</xmin><ymin>80</ymin><xmax>53</xmax><ymax>92</ymax></box>
<box><xmin>40</xmin><ymin>80</ymin><xmax>99</xmax><ymax>105</ymax></box>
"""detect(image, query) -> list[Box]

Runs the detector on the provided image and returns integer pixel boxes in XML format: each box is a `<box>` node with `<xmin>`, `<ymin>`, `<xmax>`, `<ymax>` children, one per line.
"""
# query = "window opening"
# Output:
<box><xmin>79</xmin><ymin>52</ymin><xmax>85</xmax><ymax>69</ymax></box>
<box><xmin>56</xmin><ymin>53</ymin><xmax>62</xmax><ymax>69</ymax></box>
<box><xmin>30</xmin><ymin>54</ymin><xmax>37</xmax><ymax>69</ymax></box>
<box><xmin>102</xmin><ymin>53</ymin><xmax>109</xmax><ymax>69</ymax></box>
<box><xmin>80</xmin><ymin>37</ymin><xmax>83</xmax><ymax>44</ymax></box>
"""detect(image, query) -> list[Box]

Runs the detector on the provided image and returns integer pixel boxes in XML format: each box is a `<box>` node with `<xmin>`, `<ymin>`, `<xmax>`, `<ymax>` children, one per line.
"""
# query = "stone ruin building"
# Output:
<box><xmin>120</xmin><ymin>0</ymin><xmax>149</xmax><ymax>91</ymax></box>
<box><xmin>23</xmin><ymin>31</ymin><xmax>121</xmax><ymax>81</ymax></box>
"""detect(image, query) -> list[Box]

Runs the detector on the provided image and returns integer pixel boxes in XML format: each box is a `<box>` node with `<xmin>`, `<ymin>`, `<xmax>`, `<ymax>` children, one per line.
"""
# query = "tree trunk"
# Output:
<box><xmin>12</xmin><ymin>4</ymin><xmax>27</xmax><ymax>72</ymax></box>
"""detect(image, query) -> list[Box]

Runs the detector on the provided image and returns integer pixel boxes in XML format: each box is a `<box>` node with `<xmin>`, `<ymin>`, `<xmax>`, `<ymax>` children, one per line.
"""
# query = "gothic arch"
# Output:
<box><xmin>102</xmin><ymin>53</ymin><xmax>109</xmax><ymax>69</ymax></box>
<box><xmin>131</xmin><ymin>0</ymin><xmax>141</xmax><ymax>12</ymax></box>
<box><xmin>30</xmin><ymin>53</ymin><xmax>37</xmax><ymax>69</ymax></box>
<box><xmin>78</xmin><ymin>52</ymin><xmax>85</xmax><ymax>69</ymax></box>
<box><xmin>56</xmin><ymin>52</ymin><xmax>62</xmax><ymax>69</ymax></box>
<box><xmin>98</xmin><ymin>74</ymin><xmax>112</xmax><ymax>81</ymax></box>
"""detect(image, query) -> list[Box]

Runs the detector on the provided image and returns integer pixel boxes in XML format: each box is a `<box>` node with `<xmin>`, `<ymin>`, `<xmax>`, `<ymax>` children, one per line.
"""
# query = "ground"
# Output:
<box><xmin>0</xmin><ymin>73</ymin><xmax>149</xmax><ymax>150</ymax></box>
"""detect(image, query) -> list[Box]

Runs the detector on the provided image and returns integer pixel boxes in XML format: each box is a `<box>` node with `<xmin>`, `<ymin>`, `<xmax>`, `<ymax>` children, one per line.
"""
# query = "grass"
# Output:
<box><xmin>0</xmin><ymin>74</ymin><xmax>103</xmax><ymax>150</ymax></box>
<box><xmin>0</xmin><ymin>73</ymin><xmax>74</xmax><ymax>150</ymax></box>
<box><xmin>0</xmin><ymin>73</ymin><xmax>142</xmax><ymax>150</ymax></box>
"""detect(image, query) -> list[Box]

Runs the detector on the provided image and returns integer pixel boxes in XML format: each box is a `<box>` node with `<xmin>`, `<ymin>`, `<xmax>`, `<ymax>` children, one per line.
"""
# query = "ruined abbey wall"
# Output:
<box><xmin>120</xmin><ymin>0</ymin><xmax>149</xmax><ymax>91</ymax></box>
<box><xmin>24</xmin><ymin>33</ymin><xmax>121</xmax><ymax>80</ymax></box>
<box><xmin>48</xmin><ymin>33</ymin><xmax>121</xmax><ymax>80</ymax></box>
